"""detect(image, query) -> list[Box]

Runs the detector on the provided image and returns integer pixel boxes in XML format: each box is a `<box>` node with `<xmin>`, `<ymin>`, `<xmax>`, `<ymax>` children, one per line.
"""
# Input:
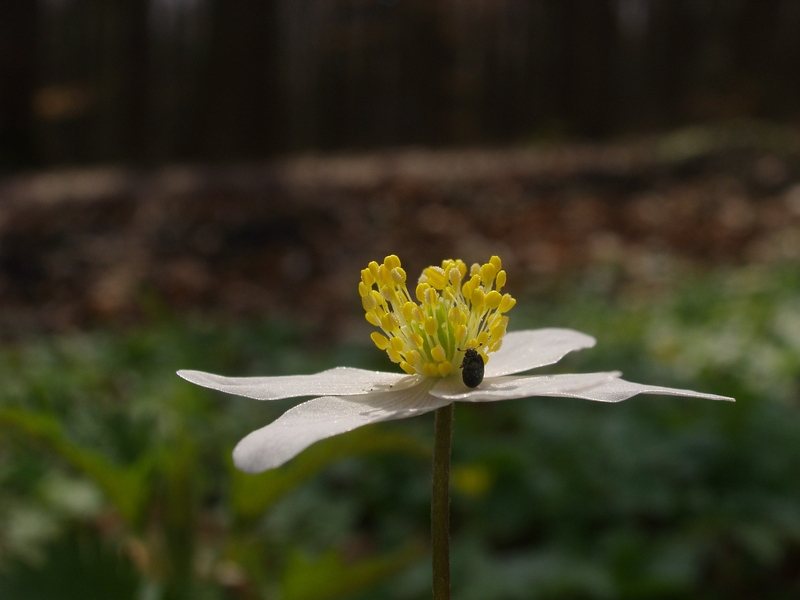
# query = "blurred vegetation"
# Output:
<box><xmin>0</xmin><ymin>264</ymin><xmax>798</xmax><ymax>599</ymax></box>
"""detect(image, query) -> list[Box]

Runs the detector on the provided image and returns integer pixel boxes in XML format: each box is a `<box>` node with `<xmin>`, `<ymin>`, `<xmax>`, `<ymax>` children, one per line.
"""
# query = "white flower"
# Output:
<box><xmin>178</xmin><ymin>256</ymin><xmax>733</xmax><ymax>473</ymax></box>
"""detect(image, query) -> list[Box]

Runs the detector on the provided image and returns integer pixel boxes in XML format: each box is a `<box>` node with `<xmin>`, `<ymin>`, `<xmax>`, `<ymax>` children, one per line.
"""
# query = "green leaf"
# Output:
<box><xmin>281</xmin><ymin>542</ymin><xmax>424</xmax><ymax>600</ymax></box>
<box><xmin>0</xmin><ymin>408</ymin><xmax>152</xmax><ymax>525</ymax></box>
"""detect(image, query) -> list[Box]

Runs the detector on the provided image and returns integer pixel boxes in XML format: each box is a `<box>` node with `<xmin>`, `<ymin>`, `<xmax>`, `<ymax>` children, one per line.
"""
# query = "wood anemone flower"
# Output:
<box><xmin>178</xmin><ymin>255</ymin><xmax>733</xmax><ymax>473</ymax></box>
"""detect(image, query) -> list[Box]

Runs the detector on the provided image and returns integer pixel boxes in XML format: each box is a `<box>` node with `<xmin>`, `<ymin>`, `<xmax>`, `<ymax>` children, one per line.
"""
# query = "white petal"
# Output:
<box><xmin>431</xmin><ymin>372</ymin><xmax>734</xmax><ymax>403</ymax></box>
<box><xmin>232</xmin><ymin>380</ymin><xmax>450</xmax><ymax>472</ymax></box>
<box><xmin>177</xmin><ymin>366</ymin><xmax>413</xmax><ymax>401</ymax></box>
<box><xmin>431</xmin><ymin>372</ymin><xmax>621</xmax><ymax>401</ymax></box>
<box><xmin>547</xmin><ymin>378</ymin><xmax>735</xmax><ymax>403</ymax></box>
<box><xmin>484</xmin><ymin>329</ymin><xmax>597</xmax><ymax>377</ymax></box>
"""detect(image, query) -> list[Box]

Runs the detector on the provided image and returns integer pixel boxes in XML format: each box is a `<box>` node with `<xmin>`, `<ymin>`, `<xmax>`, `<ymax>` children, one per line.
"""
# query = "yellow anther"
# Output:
<box><xmin>381</xmin><ymin>313</ymin><xmax>400</xmax><ymax>332</ymax></box>
<box><xmin>477</xmin><ymin>331</ymin><xmax>489</xmax><ymax>346</ymax></box>
<box><xmin>362</xmin><ymin>294</ymin><xmax>377</xmax><ymax>311</ymax></box>
<box><xmin>462</xmin><ymin>279</ymin><xmax>474</xmax><ymax>300</ymax></box>
<box><xmin>437</xmin><ymin>361</ymin><xmax>453</xmax><ymax>376</ymax></box>
<box><xmin>448</xmin><ymin>306</ymin><xmax>463</xmax><ymax>325</ymax></box>
<box><xmin>423</xmin><ymin>363</ymin><xmax>439</xmax><ymax>377</ymax></box>
<box><xmin>380</xmin><ymin>285</ymin><xmax>398</xmax><ymax>304</ymax></box>
<box><xmin>486</xmin><ymin>313</ymin><xmax>501</xmax><ymax>329</ymax></box>
<box><xmin>485</xmin><ymin>290</ymin><xmax>502</xmax><ymax>309</ymax></box>
<box><xmin>490</xmin><ymin>324</ymin><xmax>506</xmax><ymax>341</ymax></box>
<box><xmin>406</xmin><ymin>350</ymin><xmax>421</xmax><ymax>365</ymax></box>
<box><xmin>480</xmin><ymin>263</ymin><xmax>497</xmax><ymax>286</ymax></box>
<box><xmin>456</xmin><ymin>260</ymin><xmax>467</xmax><ymax>279</ymax></box>
<box><xmin>384</xmin><ymin>255</ymin><xmax>401</xmax><ymax>270</ymax></box>
<box><xmin>448</xmin><ymin>266</ymin><xmax>462</xmax><ymax>287</ymax></box>
<box><xmin>495</xmin><ymin>270</ymin><xmax>506</xmax><ymax>290</ymax></box>
<box><xmin>424</xmin><ymin>316</ymin><xmax>438</xmax><ymax>336</ymax></box>
<box><xmin>416</xmin><ymin>283</ymin><xmax>430</xmax><ymax>303</ymax></box>
<box><xmin>466</xmin><ymin>337</ymin><xmax>479</xmax><ymax>349</ymax></box>
<box><xmin>471</xmin><ymin>287</ymin><xmax>485</xmax><ymax>308</ymax></box>
<box><xmin>488</xmin><ymin>339</ymin><xmax>503</xmax><ymax>353</ymax></box>
<box><xmin>390</xmin><ymin>337</ymin><xmax>405</xmax><ymax>352</ymax></box>
<box><xmin>368</xmin><ymin>261</ymin><xmax>380</xmax><ymax>280</ymax></box>
<box><xmin>424</xmin><ymin>267</ymin><xmax>446</xmax><ymax>290</ymax></box>
<box><xmin>454</xmin><ymin>324</ymin><xmax>467</xmax><ymax>342</ymax></box>
<box><xmin>424</xmin><ymin>287</ymin><xmax>438</xmax><ymax>306</ymax></box>
<box><xmin>400</xmin><ymin>361</ymin><xmax>416</xmax><ymax>375</ymax></box>
<box><xmin>365</xmin><ymin>312</ymin><xmax>381</xmax><ymax>326</ymax></box>
<box><xmin>370</xmin><ymin>289</ymin><xmax>384</xmax><ymax>308</ymax></box>
<box><xmin>489</xmin><ymin>319</ymin><xmax>505</xmax><ymax>336</ymax></box>
<box><xmin>387</xmin><ymin>348</ymin><xmax>402</xmax><ymax>363</ymax></box>
<box><xmin>402</xmin><ymin>301</ymin><xmax>416</xmax><ymax>322</ymax></box>
<box><xmin>361</xmin><ymin>268</ymin><xmax>375</xmax><ymax>287</ymax></box>
<box><xmin>411</xmin><ymin>333</ymin><xmax>424</xmax><ymax>349</ymax></box>
<box><xmin>391</xmin><ymin>267</ymin><xmax>406</xmax><ymax>285</ymax></box>
<box><xmin>492</xmin><ymin>315</ymin><xmax>508</xmax><ymax>330</ymax></box>
<box><xmin>370</xmin><ymin>332</ymin><xmax>390</xmax><ymax>350</ymax></box>
<box><xmin>499</xmin><ymin>294</ymin><xmax>516</xmax><ymax>313</ymax></box>
<box><xmin>378</xmin><ymin>263</ymin><xmax>391</xmax><ymax>285</ymax></box>
<box><xmin>490</xmin><ymin>255</ymin><xmax>502</xmax><ymax>271</ymax></box>
<box><xmin>470</xmin><ymin>263</ymin><xmax>480</xmax><ymax>276</ymax></box>
<box><xmin>358</xmin><ymin>281</ymin><xmax>370</xmax><ymax>298</ymax></box>
<box><xmin>431</xmin><ymin>345</ymin><xmax>446</xmax><ymax>362</ymax></box>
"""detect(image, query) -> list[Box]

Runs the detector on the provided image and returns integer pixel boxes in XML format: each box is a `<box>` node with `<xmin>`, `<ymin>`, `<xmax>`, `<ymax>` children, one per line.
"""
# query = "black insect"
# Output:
<box><xmin>460</xmin><ymin>348</ymin><xmax>485</xmax><ymax>388</ymax></box>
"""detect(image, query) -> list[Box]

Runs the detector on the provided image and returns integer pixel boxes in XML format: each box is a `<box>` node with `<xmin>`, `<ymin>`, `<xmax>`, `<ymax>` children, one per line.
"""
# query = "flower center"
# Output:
<box><xmin>360</xmin><ymin>255</ymin><xmax>516</xmax><ymax>377</ymax></box>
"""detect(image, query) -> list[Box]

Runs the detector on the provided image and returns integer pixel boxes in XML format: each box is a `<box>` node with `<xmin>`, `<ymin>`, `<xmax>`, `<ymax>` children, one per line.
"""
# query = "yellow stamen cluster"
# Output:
<box><xmin>360</xmin><ymin>255</ymin><xmax>516</xmax><ymax>377</ymax></box>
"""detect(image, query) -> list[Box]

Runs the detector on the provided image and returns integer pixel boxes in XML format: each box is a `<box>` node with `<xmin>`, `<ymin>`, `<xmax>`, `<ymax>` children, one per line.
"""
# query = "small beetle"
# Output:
<box><xmin>460</xmin><ymin>348</ymin><xmax>485</xmax><ymax>388</ymax></box>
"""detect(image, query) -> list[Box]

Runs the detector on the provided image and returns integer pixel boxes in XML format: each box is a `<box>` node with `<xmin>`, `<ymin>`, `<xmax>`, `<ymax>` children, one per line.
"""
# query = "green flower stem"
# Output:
<box><xmin>432</xmin><ymin>403</ymin><xmax>454</xmax><ymax>600</ymax></box>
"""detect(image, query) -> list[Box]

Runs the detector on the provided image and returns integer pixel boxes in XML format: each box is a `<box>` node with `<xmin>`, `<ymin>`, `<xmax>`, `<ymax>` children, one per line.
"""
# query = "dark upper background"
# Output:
<box><xmin>1</xmin><ymin>0</ymin><xmax>800</xmax><ymax>337</ymax></box>
<box><xmin>2</xmin><ymin>0</ymin><xmax>799</xmax><ymax>170</ymax></box>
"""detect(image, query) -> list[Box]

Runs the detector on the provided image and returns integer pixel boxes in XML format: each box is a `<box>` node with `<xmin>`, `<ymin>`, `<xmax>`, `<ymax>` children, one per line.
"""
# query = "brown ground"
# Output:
<box><xmin>1</xmin><ymin>126</ymin><xmax>800</xmax><ymax>337</ymax></box>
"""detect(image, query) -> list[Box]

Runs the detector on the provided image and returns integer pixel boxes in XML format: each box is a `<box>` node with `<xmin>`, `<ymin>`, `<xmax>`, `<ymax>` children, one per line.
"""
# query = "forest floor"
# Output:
<box><xmin>1</xmin><ymin>124</ymin><xmax>800</xmax><ymax>338</ymax></box>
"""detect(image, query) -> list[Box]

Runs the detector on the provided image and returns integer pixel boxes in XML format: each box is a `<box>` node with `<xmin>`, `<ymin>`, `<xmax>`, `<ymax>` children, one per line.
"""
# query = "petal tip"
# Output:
<box><xmin>564</xmin><ymin>329</ymin><xmax>596</xmax><ymax>348</ymax></box>
<box><xmin>233</xmin><ymin>440</ymin><xmax>282</xmax><ymax>473</ymax></box>
<box><xmin>176</xmin><ymin>369</ymin><xmax>206</xmax><ymax>384</ymax></box>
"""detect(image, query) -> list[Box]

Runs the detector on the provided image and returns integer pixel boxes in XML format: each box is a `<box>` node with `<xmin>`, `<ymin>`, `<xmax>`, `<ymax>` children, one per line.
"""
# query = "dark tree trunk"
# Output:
<box><xmin>193</xmin><ymin>0</ymin><xmax>280</xmax><ymax>160</ymax></box>
<box><xmin>0</xmin><ymin>0</ymin><xmax>39</xmax><ymax>170</ymax></box>
<box><xmin>119</xmin><ymin>0</ymin><xmax>151</xmax><ymax>162</ymax></box>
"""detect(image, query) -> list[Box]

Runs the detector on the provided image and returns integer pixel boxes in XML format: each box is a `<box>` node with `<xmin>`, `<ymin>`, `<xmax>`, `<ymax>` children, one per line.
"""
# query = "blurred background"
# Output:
<box><xmin>2</xmin><ymin>1</ymin><xmax>800</xmax><ymax>598</ymax></box>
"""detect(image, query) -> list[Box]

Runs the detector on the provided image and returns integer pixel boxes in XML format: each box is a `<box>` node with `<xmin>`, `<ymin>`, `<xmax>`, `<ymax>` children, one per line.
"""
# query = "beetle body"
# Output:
<box><xmin>460</xmin><ymin>348</ymin><xmax>485</xmax><ymax>388</ymax></box>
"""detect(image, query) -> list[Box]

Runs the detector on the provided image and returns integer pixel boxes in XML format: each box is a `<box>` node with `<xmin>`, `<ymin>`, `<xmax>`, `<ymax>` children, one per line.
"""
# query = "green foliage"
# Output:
<box><xmin>0</xmin><ymin>407</ymin><xmax>152</xmax><ymax>525</ymax></box>
<box><xmin>0</xmin><ymin>531</ymin><xmax>139</xmax><ymax>600</ymax></box>
<box><xmin>282</xmin><ymin>543</ymin><xmax>424</xmax><ymax>600</ymax></box>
